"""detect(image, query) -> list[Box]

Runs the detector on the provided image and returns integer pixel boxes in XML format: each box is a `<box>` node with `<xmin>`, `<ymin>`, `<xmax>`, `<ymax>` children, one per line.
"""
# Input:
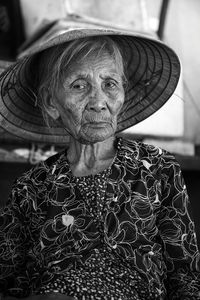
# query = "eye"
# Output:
<box><xmin>105</xmin><ymin>81</ymin><xmax>116</xmax><ymax>88</ymax></box>
<box><xmin>103</xmin><ymin>78</ymin><xmax>120</xmax><ymax>90</ymax></box>
<box><xmin>70</xmin><ymin>79</ymin><xmax>89</xmax><ymax>91</ymax></box>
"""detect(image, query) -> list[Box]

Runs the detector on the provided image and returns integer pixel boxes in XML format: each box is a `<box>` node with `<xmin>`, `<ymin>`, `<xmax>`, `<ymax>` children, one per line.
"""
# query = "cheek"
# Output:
<box><xmin>57</xmin><ymin>100</ymin><xmax>84</xmax><ymax>124</ymax></box>
<box><xmin>111</xmin><ymin>93</ymin><xmax>125</xmax><ymax>115</ymax></box>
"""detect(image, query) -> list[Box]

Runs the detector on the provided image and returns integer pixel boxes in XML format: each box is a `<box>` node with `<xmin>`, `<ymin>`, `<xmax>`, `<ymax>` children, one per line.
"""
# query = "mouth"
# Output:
<box><xmin>87</xmin><ymin>121</ymin><xmax>110</xmax><ymax>128</ymax></box>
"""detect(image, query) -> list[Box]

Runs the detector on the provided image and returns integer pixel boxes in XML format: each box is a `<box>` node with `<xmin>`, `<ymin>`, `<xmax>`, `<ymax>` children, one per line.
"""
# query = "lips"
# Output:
<box><xmin>89</xmin><ymin>121</ymin><xmax>109</xmax><ymax>124</ymax></box>
<box><xmin>82</xmin><ymin>120</ymin><xmax>112</xmax><ymax>131</ymax></box>
<box><xmin>87</xmin><ymin>121</ymin><xmax>110</xmax><ymax>127</ymax></box>
<box><xmin>83</xmin><ymin>114</ymin><xmax>112</xmax><ymax>128</ymax></box>
<box><xmin>84</xmin><ymin>113</ymin><xmax>111</xmax><ymax>122</ymax></box>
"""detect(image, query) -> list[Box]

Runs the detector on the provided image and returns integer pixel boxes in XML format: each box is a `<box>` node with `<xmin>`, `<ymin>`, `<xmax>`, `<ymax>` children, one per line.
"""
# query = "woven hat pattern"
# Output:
<box><xmin>0</xmin><ymin>19</ymin><xmax>180</xmax><ymax>144</ymax></box>
<box><xmin>117</xmin><ymin>35</ymin><xmax>179</xmax><ymax>131</ymax></box>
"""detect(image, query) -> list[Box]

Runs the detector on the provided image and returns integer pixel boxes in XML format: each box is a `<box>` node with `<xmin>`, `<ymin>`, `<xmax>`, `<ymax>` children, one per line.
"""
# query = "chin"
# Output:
<box><xmin>79</xmin><ymin>131</ymin><xmax>115</xmax><ymax>144</ymax></box>
<box><xmin>77</xmin><ymin>124</ymin><xmax>117</xmax><ymax>144</ymax></box>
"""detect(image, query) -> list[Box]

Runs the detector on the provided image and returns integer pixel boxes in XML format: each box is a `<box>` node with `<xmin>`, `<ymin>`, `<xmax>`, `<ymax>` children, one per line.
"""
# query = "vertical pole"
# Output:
<box><xmin>157</xmin><ymin>0</ymin><xmax>170</xmax><ymax>40</ymax></box>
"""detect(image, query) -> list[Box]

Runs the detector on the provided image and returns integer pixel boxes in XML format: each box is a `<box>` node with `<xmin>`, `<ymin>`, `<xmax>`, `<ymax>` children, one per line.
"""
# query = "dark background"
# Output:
<box><xmin>0</xmin><ymin>0</ymin><xmax>25</xmax><ymax>60</ymax></box>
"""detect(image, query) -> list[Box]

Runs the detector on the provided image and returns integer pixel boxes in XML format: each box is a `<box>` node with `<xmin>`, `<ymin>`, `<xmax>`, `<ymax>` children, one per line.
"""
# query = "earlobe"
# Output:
<box><xmin>42</xmin><ymin>88</ymin><xmax>60</xmax><ymax>120</ymax></box>
<box><xmin>46</xmin><ymin>103</ymin><xmax>60</xmax><ymax>120</ymax></box>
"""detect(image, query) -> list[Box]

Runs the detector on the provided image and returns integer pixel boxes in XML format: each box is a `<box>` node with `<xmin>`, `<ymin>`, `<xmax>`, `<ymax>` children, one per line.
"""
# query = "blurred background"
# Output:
<box><xmin>0</xmin><ymin>0</ymin><xmax>200</xmax><ymax>246</ymax></box>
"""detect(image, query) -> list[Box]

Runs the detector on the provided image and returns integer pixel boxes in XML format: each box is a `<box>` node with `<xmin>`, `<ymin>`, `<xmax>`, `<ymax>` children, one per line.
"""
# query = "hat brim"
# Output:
<box><xmin>0</xmin><ymin>18</ymin><xmax>180</xmax><ymax>145</ymax></box>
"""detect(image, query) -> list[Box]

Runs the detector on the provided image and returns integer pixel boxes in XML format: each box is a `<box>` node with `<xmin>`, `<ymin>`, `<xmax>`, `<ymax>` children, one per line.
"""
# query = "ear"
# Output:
<box><xmin>42</xmin><ymin>88</ymin><xmax>60</xmax><ymax>120</ymax></box>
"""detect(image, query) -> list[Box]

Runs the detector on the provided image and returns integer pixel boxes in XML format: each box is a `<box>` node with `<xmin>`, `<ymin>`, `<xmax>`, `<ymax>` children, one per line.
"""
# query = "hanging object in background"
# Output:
<box><xmin>0</xmin><ymin>0</ymin><xmax>25</xmax><ymax>61</ymax></box>
<box><xmin>29</xmin><ymin>144</ymin><xmax>57</xmax><ymax>164</ymax></box>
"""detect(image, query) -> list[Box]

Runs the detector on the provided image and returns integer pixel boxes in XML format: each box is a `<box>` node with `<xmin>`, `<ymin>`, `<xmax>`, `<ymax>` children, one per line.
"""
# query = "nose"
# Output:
<box><xmin>87</xmin><ymin>87</ymin><xmax>107</xmax><ymax>112</ymax></box>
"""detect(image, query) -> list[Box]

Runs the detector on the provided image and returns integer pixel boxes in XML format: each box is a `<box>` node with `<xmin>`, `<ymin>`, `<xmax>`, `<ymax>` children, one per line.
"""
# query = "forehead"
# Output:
<box><xmin>65</xmin><ymin>50</ymin><xmax>124</xmax><ymax>80</ymax></box>
<box><xmin>73</xmin><ymin>51</ymin><xmax>117</xmax><ymax>70</ymax></box>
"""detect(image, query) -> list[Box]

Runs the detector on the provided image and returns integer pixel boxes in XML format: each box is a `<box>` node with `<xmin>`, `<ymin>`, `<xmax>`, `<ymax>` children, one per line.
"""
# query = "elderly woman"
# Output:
<box><xmin>0</xmin><ymin>17</ymin><xmax>200</xmax><ymax>300</ymax></box>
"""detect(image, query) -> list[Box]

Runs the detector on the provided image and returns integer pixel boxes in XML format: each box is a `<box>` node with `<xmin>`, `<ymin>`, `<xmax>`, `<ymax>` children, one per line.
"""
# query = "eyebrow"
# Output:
<box><xmin>65</xmin><ymin>70</ymin><xmax>123</xmax><ymax>82</ymax></box>
<box><xmin>100</xmin><ymin>74</ymin><xmax>122</xmax><ymax>80</ymax></box>
<box><xmin>65</xmin><ymin>73</ymin><xmax>89</xmax><ymax>81</ymax></box>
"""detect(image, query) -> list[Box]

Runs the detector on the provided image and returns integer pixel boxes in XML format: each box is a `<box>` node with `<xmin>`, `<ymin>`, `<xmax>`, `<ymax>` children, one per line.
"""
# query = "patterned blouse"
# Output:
<box><xmin>0</xmin><ymin>137</ymin><xmax>200</xmax><ymax>299</ymax></box>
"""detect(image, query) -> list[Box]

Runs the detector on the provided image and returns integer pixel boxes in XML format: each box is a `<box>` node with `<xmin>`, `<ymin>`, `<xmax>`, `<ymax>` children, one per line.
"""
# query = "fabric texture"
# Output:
<box><xmin>0</xmin><ymin>138</ymin><xmax>200</xmax><ymax>299</ymax></box>
<box><xmin>0</xmin><ymin>15</ymin><xmax>180</xmax><ymax>144</ymax></box>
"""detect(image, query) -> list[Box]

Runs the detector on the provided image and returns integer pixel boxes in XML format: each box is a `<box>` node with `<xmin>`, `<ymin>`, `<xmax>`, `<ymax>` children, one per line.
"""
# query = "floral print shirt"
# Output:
<box><xmin>0</xmin><ymin>137</ymin><xmax>200</xmax><ymax>299</ymax></box>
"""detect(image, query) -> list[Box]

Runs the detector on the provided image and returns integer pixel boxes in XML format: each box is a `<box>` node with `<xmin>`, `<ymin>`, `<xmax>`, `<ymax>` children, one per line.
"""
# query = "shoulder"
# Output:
<box><xmin>15</xmin><ymin>149</ymin><xmax>67</xmax><ymax>186</ymax></box>
<box><xmin>5</xmin><ymin>150</ymin><xmax>67</xmax><ymax>209</ymax></box>
<box><xmin>119</xmin><ymin>137</ymin><xmax>180</xmax><ymax>169</ymax></box>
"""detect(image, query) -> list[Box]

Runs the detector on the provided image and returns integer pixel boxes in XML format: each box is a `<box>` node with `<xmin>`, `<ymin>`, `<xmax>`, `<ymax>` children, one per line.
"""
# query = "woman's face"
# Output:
<box><xmin>53</xmin><ymin>50</ymin><xmax>125</xmax><ymax>144</ymax></box>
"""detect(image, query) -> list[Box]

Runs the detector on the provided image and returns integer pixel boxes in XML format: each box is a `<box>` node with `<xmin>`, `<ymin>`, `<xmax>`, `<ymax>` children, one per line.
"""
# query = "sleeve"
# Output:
<box><xmin>0</xmin><ymin>178</ymin><xmax>32</xmax><ymax>298</ymax></box>
<box><xmin>157</xmin><ymin>153</ymin><xmax>200</xmax><ymax>299</ymax></box>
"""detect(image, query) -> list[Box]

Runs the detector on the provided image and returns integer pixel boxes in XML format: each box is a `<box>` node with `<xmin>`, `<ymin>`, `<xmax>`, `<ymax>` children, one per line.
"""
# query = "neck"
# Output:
<box><xmin>67</xmin><ymin>136</ymin><xmax>116</xmax><ymax>177</ymax></box>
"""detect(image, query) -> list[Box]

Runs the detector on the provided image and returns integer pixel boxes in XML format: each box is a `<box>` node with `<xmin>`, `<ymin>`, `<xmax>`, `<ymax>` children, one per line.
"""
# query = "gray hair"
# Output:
<box><xmin>38</xmin><ymin>36</ymin><xmax>127</xmax><ymax>127</ymax></box>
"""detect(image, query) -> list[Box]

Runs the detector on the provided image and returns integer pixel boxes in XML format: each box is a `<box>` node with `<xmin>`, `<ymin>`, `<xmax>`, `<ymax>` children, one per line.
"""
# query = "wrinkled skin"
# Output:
<box><xmin>47</xmin><ymin>51</ymin><xmax>125</xmax><ymax>144</ymax></box>
<box><xmin>43</xmin><ymin>49</ymin><xmax>125</xmax><ymax>177</ymax></box>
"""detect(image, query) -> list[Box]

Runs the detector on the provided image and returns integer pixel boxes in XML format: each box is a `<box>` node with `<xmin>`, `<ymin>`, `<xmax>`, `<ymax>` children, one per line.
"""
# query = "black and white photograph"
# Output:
<box><xmin>0</xmin><ymin>1</ymin><xmax>200</xmax><ymax>299</ymax></box>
